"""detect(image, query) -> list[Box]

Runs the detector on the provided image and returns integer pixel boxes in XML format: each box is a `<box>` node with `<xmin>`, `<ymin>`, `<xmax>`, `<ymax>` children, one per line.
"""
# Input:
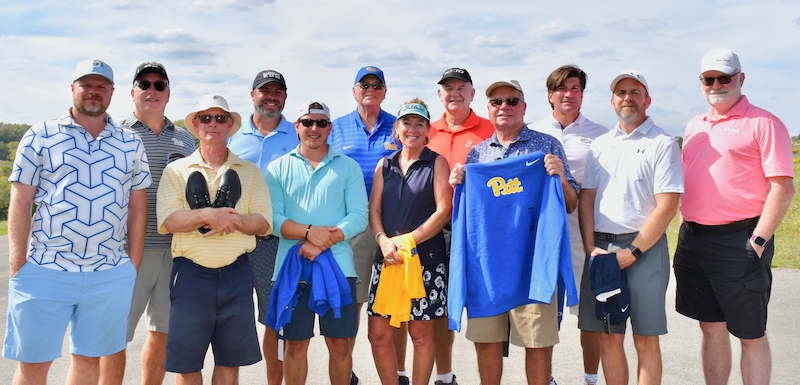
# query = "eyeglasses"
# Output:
<box><xmin>488</xmin><ymin>97</ymin><xmax>521</xmax><ymax>107</ymax></box>
<box><xmin>699</xmin><ymin>72</ymin><xmax>740</xmax><ymax>87</ymax></box>
<box><xmin>136</xmin><ymin>80</ymin><xmax>169</xmax><ymax>92</ymax></box>
<box><xmin>194</xmin><ymin>114</ymin><xmax>231</xmax><ymax>124</ymax></box>
<box><xmin>357</xmin><ymin>83</ymin><xmax>385</xmax><ymax>90</ymax></box>
<box><xmin>299</xmin><ymin>119</ymin><xmax>330</xmax><ymax>128</ymax></box>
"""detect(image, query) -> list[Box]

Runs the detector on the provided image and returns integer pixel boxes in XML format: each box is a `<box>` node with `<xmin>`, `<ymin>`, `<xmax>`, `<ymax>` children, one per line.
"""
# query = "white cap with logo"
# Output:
<box><xmin>73</xmin><ymin>59</ymin><xmax>114</xmax><ymax>84</ymax></box>
<box><xmin>701</xmin><ymin>48</ymin><xmax>741</xmax><ymax>75</ymax></box>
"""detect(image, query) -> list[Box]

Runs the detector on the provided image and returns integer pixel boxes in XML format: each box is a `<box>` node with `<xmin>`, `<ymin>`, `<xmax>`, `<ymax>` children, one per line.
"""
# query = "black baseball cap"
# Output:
<box><xmin>133</xmin><ymin>62</ymin><xmax>168</xmax><ymax>84</ymax></box>
<box><xmin>253</xmin><ymin>70</ymin><xmax>287</xmax><ymax>90</ymax></box>
<box><xmin>438</xmin><ymin>67</ymin><xmax>472</xmax><ymax>84</ymax></box>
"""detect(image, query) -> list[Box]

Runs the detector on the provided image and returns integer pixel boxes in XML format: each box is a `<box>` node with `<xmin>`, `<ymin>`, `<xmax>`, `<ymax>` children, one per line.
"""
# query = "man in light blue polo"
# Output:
<box><xmin>228</xmin><ymin>69</ymin><xmax>299</xmax><ymax>385</ymax></box>
<box><xmin>329</xmin><ymin>66</ymin><xmax>397</xmax><ymax>384</ymax></box>
<box><xmin>266</xmin><ymin>100</ymin><xmax>368</xmax><ymax>385</ymax></box>
<box><xmin>3</xmin><ymin>59</ymin><xmax>151</xmax><ymax>384</ymax></box>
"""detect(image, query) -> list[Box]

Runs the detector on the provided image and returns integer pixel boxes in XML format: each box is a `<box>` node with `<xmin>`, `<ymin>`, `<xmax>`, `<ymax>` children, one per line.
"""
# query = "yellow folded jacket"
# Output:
<box><xmin>372</xmin><ymin>233</ymin><xmax>426</xmax><ymax>327</ymax></box>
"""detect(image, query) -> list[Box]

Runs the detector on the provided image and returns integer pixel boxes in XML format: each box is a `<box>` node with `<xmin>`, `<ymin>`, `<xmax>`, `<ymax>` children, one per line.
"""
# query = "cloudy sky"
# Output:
<box><xmin>1</xmin><ymin>0</ymin><xmax>799</xmax><ymax>137</ymax></box>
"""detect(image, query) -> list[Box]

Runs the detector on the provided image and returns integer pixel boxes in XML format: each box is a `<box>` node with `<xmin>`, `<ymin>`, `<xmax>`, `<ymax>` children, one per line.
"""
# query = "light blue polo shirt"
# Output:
<box><xmin>227</xmin><ymin>113</ymin><xmax>300</xmax><ymax>174</ymax></box>
<box><xmin>329</xmin><ymin>109</ymin><xmax>398</xmax><ymax>197</ymax></box>
<box><xmin>265</xmin><ymin>145</ymin><xmax>368</xmax><ymax>279</ymax></box>
<box><xmin>10</xmin><ymin>111</ymin><xmax>152</xmax><ymax>272</ymax></box>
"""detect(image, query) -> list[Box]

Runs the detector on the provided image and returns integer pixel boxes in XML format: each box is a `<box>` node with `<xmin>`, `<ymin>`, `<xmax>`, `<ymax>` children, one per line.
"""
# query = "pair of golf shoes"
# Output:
<box><xmin>185</xmin><ymin>169</ymin><xmax>241</xmax><ymax>234</ymax></box>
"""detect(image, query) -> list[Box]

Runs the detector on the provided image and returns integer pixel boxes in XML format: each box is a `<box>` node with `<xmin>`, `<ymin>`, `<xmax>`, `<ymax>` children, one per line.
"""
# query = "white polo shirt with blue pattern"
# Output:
<box><xmin>10</xmin><ymin>111</ymin><xmax>152</xmax><ymax>272</ymax></box>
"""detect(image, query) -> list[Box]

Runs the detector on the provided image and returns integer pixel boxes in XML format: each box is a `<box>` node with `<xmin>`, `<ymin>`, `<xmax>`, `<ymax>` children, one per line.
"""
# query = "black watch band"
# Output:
<box><xmin>750</xmin><ymin>234</ymin><xmax>767</xmax><ymax>247</ymax></box>
<box><xmin>628</xmin><ymin>244</ymin><xmax>644</xmax><ymax>259</ymax></box>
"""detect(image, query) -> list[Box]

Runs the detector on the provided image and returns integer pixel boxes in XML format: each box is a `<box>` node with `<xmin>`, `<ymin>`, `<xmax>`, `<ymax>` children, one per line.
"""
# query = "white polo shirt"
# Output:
<box><xmin>583</xmin><ymin>117</ymin><xmax>683</xmax><ymax>235</ymax></box>
<box><xmin>10</xmin><ymin>111</ymin><xmax>152</xmax><ymax>272</ymax></box>
<box><xmin>529</xmin><ymin>112</ymin><xmax>609</xmax><ymax>185</ymax></box>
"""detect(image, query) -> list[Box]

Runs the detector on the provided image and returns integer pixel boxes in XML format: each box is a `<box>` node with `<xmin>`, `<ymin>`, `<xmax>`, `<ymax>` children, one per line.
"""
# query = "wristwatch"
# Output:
<box><xmin>750</xmin><ymin>234</ymin><xmax>768</xmax><ymax>247</ymax></box>
<box><xmin>628</xmin><ymin>244</ymin><xmax>644</xmax><ymax>259</ymax></box>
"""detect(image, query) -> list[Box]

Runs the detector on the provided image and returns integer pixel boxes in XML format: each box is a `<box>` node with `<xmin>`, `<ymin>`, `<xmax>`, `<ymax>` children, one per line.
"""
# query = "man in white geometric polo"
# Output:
<box><xmin>2</xmin><ymin>59</ymin><xmax>151</xmax><ymax>385</ymax></box>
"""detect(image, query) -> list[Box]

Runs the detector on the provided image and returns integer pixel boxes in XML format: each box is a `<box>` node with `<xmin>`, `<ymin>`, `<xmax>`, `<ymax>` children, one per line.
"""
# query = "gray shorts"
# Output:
<box><xmin>349</xmin><ymin>230</ymin><xmax>378</xmax><ymax>303</ymax></box>
<box><xmin>250</xmin><ymin>236</ymin><xmax>280</xmax><ymax>325</ymax></box>
<box><xmin>578</xmin><ymin>234</ymin><xmax>670</xmax><ymax>336</ymax></box>
<box><xmin>127</xmin><ymin>249</ymin><xmax>173</xmax><ymax>341</ymax></box>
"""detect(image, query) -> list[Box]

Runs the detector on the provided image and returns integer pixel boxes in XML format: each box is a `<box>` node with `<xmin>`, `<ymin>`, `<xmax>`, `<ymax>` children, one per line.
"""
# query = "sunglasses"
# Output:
<box><xmin>488</xmin><ymin>97</ymin><xmax>521</xmax><ymax>107</ymax></box>
<box><xmin>136</xmin><ymin>80</ymin><xmax>169</xmax><ymax>92</ymax></box>
<box><xmin>358</xmin><ymin>83</ymin><xmax>385</xmax><ymax>90</ymax></box>
<box><xmin>194</xmin><ymin>114</ymin><xmax>231</xmax><ymax>124</ymax></box>
<box><xmin>699</xmin><ymin>72</ymin><xmax>739</xmax><ymax>87</ymax></box>
<box><xmin>299</xmin><ymin>119</ymin><xmax>330</xmax><ymax>128</ymax></box>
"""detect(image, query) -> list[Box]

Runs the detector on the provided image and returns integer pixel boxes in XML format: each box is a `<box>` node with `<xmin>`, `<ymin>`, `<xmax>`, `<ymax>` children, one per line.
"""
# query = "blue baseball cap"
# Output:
<box><xmin>354</xmin><ymin>66</ymin><xmax>386</xmax><ymax>85</ymax></box>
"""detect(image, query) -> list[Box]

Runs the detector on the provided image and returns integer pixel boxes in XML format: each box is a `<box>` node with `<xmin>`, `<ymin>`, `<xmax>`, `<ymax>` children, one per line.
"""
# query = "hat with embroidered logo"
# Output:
<box><xmin>354</xmin><ymin>66</ymin><xmax>386</xmax><ymax>85</ymax></box>
<box><xmin>397</xmin><ymin>103</ymin><xmax>430</xmax><ymax>121</ymax></box>
<box><xmin>253</xmin><ymin>70</ymin><xmax>287</xmax><ymax>90</ymax></box>
<box><xmin>609</xmin><ymin>69</ymin><xmax>650</xmax><ymax>95</ymax></box>
<box><xmin>438</xmin><ymin>67</ymin><xmax>472</xmax><ymax>84</ymax></box>
<box><xmin>184</xmin><ymin>94</ymin><xmax>242</xmax><ymax>139</ymax></box>
<box><xmin>297</xmin><ymin>100</ymin><xmax>331</xmax><ymax>120</ymax></box>
<box><xmin>73</xmin><ymin>59</ymin><xmax>114</xmax><ymax>84</ymax></box>
<box><xmin>700</xmin><ymin>48</ymin><xmax>741</xmax><ymax>75</ymax></box>
<box><xmin>133</xmin><ymin>62</ymin><xmax>168</xmax><ymax>84</ymax></box>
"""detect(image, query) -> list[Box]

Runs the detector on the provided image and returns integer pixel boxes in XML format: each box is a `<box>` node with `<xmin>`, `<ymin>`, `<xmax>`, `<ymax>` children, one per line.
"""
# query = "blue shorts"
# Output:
<box><xmin>3</xmin><ymin>262</ymin><xmax>136</xmax><ymax>363</ymax></box>
<box><xmin>164</xmin><ymin>256</ymin><xmax>262</xmax><ymax>373</ymax></box>
<box><xmin>249</xmin><ymin>236</ymin><xmax>280</xmax><ymax>325</ymax></box>
<box><xmin>280</xmin><ymin>277</ymin><xmax>358</xmax><ymax>340</ymax></box>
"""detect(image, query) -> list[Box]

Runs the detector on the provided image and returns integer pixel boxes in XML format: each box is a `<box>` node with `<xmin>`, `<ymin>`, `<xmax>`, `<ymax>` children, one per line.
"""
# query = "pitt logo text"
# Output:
<box><xmin>487</xmin><ymin>177</ymin><xmax>523</xmax><ymax>197</ymax></box>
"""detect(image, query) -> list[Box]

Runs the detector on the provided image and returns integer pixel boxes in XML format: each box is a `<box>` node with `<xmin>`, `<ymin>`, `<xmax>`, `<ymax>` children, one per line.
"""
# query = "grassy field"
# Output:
<box><xmin>0</xmin><ymin>169</ymin><xmax>797</xmax><ymax>268</ymax></box>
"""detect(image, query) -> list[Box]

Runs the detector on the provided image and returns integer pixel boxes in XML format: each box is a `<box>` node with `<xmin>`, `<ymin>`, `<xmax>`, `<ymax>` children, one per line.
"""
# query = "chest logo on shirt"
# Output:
<box><xmin>343</xmin><ymin>145</ymin><xmax>355</xmax><ymax>150</ymax></box>
<box><xmin>383</xmin><ymin>142</ymin><xmax>398</xmax><ymax>151</ymax></box>
<box><xmin>487</xmin><ymin>177</ymin><xmax>523</xmax><ymax>197</ymax></box>
<box><xmin>173</xmin><ymin>138</ymin><xmax>185</xmax><ymax>147</ymax></box>
<box><xmin>465</xmin><ymin>140</ymin><xmax>473</xmax><ymax>148</ymax></box>
<box><xmin>636</xmin><ymin>149</ymin><xmax>645</xmax><ymax>154</ymax></box>
<box><xmin>722</xmin><ymin>127</ymin><xmax>739</xmax><ymax>134</ymax></box>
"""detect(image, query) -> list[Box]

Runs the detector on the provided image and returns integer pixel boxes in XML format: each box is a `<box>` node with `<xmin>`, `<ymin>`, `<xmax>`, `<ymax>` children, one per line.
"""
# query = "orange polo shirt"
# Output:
<box><xmin>428</xmin><ymin>109</ymin><xmax>495</xmax><ymax>169</ymax></box>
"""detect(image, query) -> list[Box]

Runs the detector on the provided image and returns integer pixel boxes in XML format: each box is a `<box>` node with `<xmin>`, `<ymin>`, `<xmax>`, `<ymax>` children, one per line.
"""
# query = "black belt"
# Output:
<box><xmin>683</xmin><ymin>217</ymin><xmax>759</xmax><ymax>236</ymax></box>
<box><xmin>595</xmin><ymin>232</ymin><xmax>638</xmax><ymax>242</ymax></box>
<box><xmin>256</xmin><ymin>234</ymin><xmax>278</xmax><ymax>241</ymax></box>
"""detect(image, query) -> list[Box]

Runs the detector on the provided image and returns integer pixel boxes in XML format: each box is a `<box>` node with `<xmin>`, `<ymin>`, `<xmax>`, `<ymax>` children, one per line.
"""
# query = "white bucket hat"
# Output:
<box><xmin>184</xmin><ymin>94</ymin><xmax>242</xmax><ymax>138</ymax></box>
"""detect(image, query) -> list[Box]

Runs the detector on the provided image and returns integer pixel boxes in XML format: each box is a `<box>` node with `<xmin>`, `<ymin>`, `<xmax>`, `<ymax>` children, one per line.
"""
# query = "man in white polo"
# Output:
<box><xmin>578</xmin><ymin>70</ymin><xmax>683</xmax><ymax>385</ymax></box>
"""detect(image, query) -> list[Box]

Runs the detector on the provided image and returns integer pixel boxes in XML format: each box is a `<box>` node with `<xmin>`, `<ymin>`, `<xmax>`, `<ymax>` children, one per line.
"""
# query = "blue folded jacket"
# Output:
<box><xmin>589</xmin><ymin>253</ymin><xmax>630</xmax><ymax>325</ymax></box>
<box><xmin>265</xmin><ymin>243</ymin><xmax>353</xmax><ymax>331</ymax></box>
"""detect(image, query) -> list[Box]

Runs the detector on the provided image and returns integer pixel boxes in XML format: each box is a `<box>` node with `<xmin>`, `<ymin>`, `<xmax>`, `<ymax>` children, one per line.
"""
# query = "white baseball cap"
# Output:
<box><xmin>184</xmin><ymin>94</ymin><xmax>242</xmax><ymax>138</ymax></box>
<box><xmin>73</xmin><ymin>59</ymin><xmax>114</xmax><ymax>84</ymax></box>
<box><xmin>701</xmin><ymin>48</ymin><xmax>741</xmax><ymax>75</ymax></box>
<box><xmin>610</xmin><ymin>69</ymin><xmax>650</xmax><ymax>95</ymax></box>
<box><xmin>296</xmin><ymin>100</ymin><xmax>331</xmax><ymax>121</ymax></box>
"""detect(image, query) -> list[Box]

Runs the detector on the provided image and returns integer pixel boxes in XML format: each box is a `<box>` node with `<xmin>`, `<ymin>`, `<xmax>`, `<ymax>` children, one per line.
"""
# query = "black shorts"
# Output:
<box><xmin>279</xmin><ymin>277</ymin><xmax>359</xmax><ymax>340</ymax></box>
<box><xmin>673</xmin><ymin>223</ymin><xmax>773</xmax><ymax>339</ymax></box>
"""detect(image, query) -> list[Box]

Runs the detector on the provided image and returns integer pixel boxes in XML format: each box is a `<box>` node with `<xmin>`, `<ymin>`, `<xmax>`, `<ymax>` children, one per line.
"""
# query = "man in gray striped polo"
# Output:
<box><xmin>100</xmin><ymin>62</ymin><xmax>196</xmax><ymax>385</ymax></box>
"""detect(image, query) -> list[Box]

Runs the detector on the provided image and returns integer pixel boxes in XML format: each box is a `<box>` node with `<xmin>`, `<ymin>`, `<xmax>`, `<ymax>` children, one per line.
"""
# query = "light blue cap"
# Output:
<box><xmin>72</xmin><ymin>59</ymin><xmax>114</xmax><ymax>84</ymax></box>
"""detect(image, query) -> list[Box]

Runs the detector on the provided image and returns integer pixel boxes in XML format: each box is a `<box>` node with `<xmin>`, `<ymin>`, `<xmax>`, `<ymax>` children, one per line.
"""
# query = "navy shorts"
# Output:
<box><xmin>674</xmin><ymin>223</ymin><xmax>773</xmax><ymax>339</ymax></box>
<box><xmin>164</xmin><ymin>256</ymin><xmax>262</xmax><ymax>373</ymax></box>
<box><xmin>279</xmin><ymin>277</ymin><xmax>358</xmax><ymax>340</ymax></box>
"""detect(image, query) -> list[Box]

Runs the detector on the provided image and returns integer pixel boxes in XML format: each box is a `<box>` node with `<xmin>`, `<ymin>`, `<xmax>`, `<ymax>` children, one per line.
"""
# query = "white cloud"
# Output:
<box><xmin>531</xmin><ymin>20</ymin><xmax>589</xmax><ymax>43</ymax></box>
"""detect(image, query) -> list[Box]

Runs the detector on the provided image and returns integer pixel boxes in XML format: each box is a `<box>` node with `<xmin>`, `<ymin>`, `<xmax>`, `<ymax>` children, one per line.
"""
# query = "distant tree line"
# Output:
<box><xmin>0</xmin><ymin>123</ymin><xmax>29</xmax><ymax>221</ymax></box>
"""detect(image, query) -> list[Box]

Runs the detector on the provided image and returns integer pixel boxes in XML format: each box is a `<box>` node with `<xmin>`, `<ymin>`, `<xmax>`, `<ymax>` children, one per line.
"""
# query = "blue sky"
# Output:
<box><xmin>1</xmin><ymin>0</ymin><xmax>799</xmax><ymax>137</ymax></box>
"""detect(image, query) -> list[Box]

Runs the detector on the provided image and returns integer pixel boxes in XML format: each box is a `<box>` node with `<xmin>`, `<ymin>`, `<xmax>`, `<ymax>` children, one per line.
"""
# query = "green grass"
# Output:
<box><xmin>0</xmin><ymin>221</ymin><xmax>5</xmax><ymax>236</ymax></box>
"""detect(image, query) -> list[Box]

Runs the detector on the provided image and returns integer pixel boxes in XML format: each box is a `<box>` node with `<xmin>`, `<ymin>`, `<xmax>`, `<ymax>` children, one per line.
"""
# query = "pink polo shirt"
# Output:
<box><xmin>680</xmin><ymin>96</ymin><xmax>793</xmax><ymax>225</ymax></box>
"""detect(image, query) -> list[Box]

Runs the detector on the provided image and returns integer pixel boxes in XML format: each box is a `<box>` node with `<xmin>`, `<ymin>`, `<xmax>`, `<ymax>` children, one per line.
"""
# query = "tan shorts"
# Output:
<box><xmin>465</xmin><ymin>294</ymin><xmax>559</xmax><ymax>348</ymax></box>
<box><xmin>349</xmin><ymin>230</ymin><xmax>378</xmax><ymax>303</ymax></box>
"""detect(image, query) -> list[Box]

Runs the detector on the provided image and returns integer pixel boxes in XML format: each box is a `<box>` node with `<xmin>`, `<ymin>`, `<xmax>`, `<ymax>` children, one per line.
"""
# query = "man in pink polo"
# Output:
<box><xmin>674</xmin><ymin>48</ymin><xmax>795</xmax><ymax>385</ymax></box>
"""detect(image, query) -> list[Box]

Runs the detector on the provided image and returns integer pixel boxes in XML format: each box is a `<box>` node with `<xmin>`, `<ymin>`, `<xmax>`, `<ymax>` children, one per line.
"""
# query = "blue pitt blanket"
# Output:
<box><xmin>266</xmin><ymin>244</ymin><xmax>353</xmax><ymax>330</ymax></box>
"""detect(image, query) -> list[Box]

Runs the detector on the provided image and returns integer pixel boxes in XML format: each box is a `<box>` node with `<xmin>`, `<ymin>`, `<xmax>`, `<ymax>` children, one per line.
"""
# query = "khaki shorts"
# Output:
<box><xmin>465</xmin><ymin>293</ymin><xmax>559</xmax><ymax>348</ymax></box>
<box><xmin>349</xmin><ymin>230</ymin><xmax>378</xmax><ymax>303</ymax></box>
